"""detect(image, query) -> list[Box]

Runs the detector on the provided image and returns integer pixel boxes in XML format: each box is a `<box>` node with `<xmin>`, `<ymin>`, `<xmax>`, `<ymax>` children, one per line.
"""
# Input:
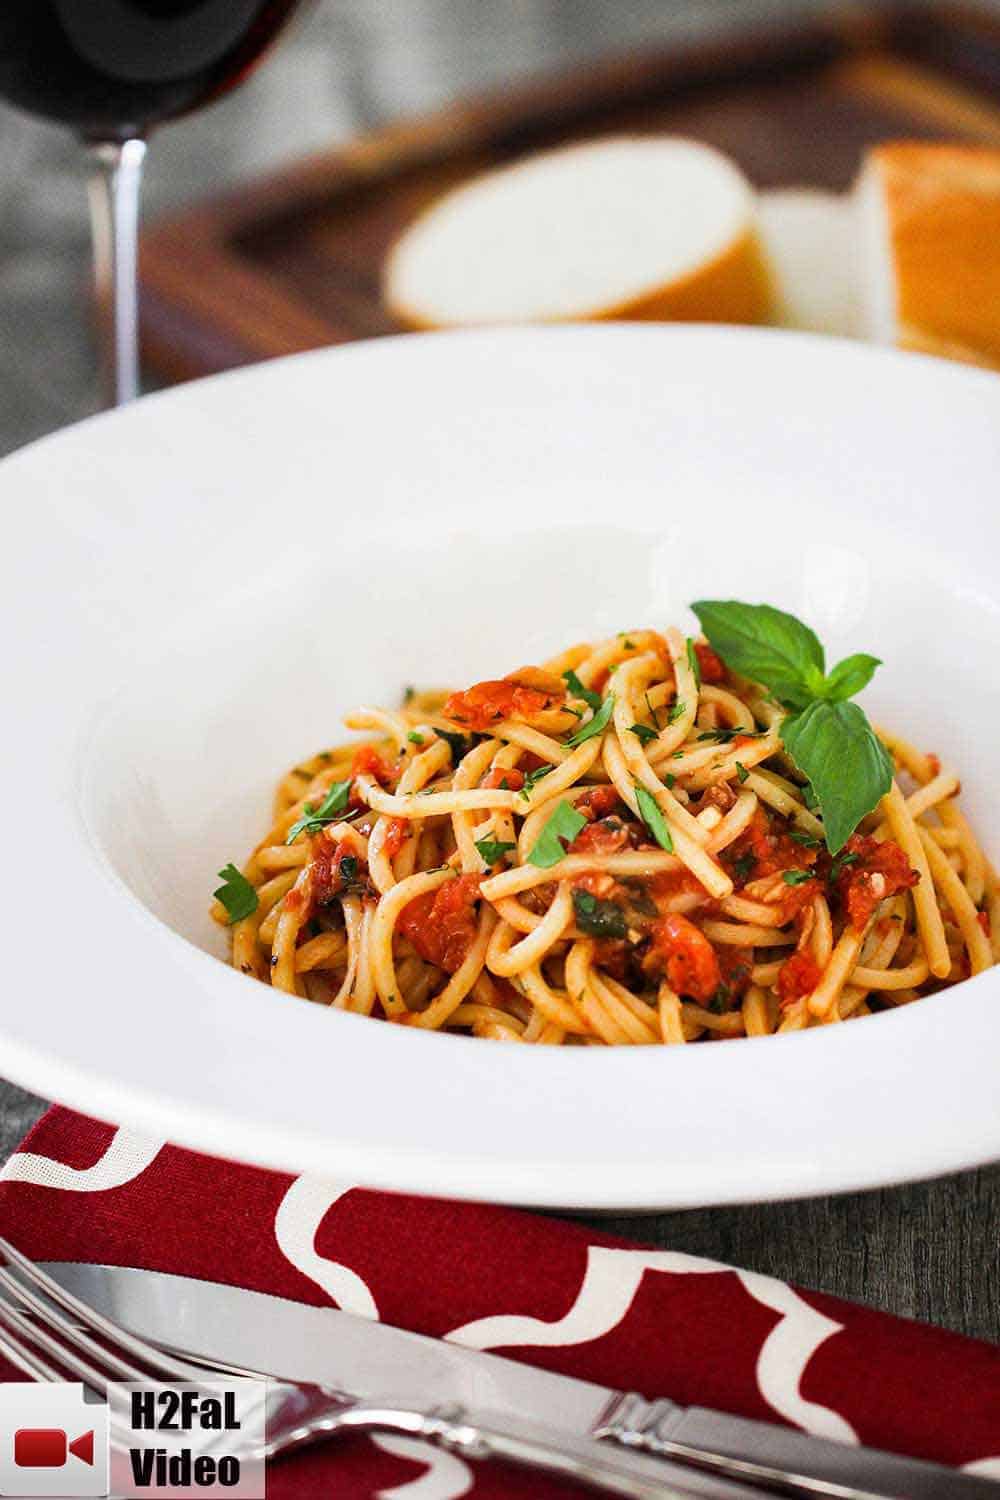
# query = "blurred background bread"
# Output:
<box><xmin>384</xmin><ymin>137</ymin><xmax>771</xmax><ymax>330</ymax></box>
<box><xmin>857</xmin><ymin>141</ymin><xmax>1000</xmax><ymax>370</ymax></box>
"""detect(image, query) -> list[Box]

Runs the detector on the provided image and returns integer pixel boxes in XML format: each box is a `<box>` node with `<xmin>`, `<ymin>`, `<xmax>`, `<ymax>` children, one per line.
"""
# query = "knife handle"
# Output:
<box><xmin>594</xmin><ymin>1393</ymin><xmax>1000</xmax><ymax>1500</ymax></box>
<box><xmin>336</xmin><ymin>1401</ymin><xmax>772</xmax><ymax>1499</ymax></box>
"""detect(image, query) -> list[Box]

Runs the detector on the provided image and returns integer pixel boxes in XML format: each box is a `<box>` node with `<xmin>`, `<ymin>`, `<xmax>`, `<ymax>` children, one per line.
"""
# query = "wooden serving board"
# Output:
<box><xmin>138</xmin><ymin>2</ymin><xmax>1000</xmax><ymax>383</ymax></box>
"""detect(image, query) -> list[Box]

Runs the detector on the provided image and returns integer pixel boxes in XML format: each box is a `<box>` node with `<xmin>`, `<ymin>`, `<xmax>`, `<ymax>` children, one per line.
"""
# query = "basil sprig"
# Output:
<box><xmin>691</xmin><ymin>600</ymin><xmax>892</xmax><ymax>853</ymax></box>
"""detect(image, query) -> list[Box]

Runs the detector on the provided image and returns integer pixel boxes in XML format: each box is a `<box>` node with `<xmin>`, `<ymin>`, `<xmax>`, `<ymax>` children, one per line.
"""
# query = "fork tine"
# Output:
<box><xmin>0</xmin><ymin>1235</ymin><xmax>203</xmax><ymax>1382</ymax></box>
<box><xmin>0</xmin><ymin>1287</ymin><xmax>114</xmax><ymax>1391</ymax></box>
<box><xmin>0</xmin><ymin>1264</ymin><xmax>149</xmax><ymax>1383</ymax></box>
<box><xmin>0</xmin><ymin>1303</ymin><xmax>65</xmax><ymax>1382</ymax></box>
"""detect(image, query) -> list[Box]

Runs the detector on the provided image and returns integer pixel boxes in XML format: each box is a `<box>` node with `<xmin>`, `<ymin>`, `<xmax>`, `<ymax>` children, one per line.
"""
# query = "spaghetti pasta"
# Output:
<box><xmin>213</xmin><ymin>627</ymin><xmax>997</xmax><ymax>1043</ymax></box>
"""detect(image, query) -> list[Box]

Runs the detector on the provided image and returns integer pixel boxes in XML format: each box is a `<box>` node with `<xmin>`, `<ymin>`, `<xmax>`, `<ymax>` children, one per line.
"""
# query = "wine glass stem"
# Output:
<box><xmin>86</xmin><ymin>138</ymin><xmax>148</xmax><ymax>407</ymax></box>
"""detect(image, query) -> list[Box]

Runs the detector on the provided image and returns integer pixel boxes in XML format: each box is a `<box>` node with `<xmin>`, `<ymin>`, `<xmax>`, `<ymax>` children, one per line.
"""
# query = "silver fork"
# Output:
<box><xmin>0</xmin><ymin>1235</ymin><xmax>769</xmax><ymax>1500</ymax></box>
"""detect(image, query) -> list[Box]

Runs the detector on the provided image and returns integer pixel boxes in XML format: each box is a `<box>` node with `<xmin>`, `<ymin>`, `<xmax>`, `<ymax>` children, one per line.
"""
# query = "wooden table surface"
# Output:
<box><xmin>0</xmin><ymin>0</ymin><xmax>996</xmax><ymax>1345</ymax></box>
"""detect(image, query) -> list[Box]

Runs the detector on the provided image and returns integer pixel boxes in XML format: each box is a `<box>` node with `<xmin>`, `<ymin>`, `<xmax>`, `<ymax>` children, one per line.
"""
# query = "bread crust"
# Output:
<box><xmin>870</xmin><ymin>141</ymin><xmax>1000</xmax><ymax>370</ymax></box>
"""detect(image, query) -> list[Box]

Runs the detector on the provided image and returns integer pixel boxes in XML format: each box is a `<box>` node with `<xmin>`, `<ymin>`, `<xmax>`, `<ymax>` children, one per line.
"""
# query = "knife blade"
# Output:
<box><xmin>43</xmin><ymin>1262</ymin><xmax>1000</xmax><ymax>1500</ymax></box>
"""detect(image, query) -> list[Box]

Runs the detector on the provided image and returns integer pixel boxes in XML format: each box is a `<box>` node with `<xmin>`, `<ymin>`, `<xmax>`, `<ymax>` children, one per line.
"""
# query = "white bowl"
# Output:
<box><xmin>4</xmin><ymin>325</ymin><xmax>1000</xmax><ymax>1208</ymax></box>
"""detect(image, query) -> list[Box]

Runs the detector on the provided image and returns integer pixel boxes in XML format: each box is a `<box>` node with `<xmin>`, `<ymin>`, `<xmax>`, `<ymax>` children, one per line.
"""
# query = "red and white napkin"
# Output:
<box><xmin>1</xmin><ymin>1106</ymin><xmax>998</xmax><ymax>1499</ymax></box>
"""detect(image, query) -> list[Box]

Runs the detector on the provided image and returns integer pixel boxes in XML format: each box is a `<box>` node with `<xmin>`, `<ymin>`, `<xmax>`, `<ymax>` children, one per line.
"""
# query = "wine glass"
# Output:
<box><xmin>0</xmin><ymin>0</ymin><xmax>308</xmax><ymax>406</ymax></box>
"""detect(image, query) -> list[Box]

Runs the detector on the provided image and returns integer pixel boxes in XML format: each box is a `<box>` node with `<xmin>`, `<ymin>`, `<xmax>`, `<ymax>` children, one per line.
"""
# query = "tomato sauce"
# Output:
<box><xmin>833</xmin><ymin>835</ymin><xmax>919</xmax><ymax>931</ymax></box>
<box><xmin>647</xmin><ymin>867</ymin><xmax>712</xmax><ymax>911</ymax></box>
<box><xmin>399</xmin><ymin>874</ymin><xmax>482</xmax><ymax>972</ymax></box>
<box><xmin>777</xmin><ymin>950</ymin><xmax>821</xmax><ymax>1008</ymax></box>
<box><xmin>725</xmin><ymin>808</ymin><xmax>818</xmax><ymax>887</ymax></box>
<box><xmin>694</xmin><ymin>641</ymin><xmax>726</xmax><ymax>683</ymax></box>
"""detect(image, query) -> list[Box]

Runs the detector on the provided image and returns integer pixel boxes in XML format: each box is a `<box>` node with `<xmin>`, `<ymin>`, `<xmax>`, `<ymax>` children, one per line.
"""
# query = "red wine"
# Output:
<box><xmin>0</xmin><ymin>0</ymin><xmax>305</xmax><ymax>140</ymax></box>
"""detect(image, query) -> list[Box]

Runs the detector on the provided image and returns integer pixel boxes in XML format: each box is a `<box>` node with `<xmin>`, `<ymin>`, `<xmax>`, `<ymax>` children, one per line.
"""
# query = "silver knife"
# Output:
<box><xmin>44</xmin><ymin>1263</ymin><xmax>1000</xmax><ymax>1500</ymax></box>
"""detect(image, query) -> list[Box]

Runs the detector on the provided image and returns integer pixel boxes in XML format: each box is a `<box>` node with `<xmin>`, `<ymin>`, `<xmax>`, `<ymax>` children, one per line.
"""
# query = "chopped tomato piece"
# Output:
<box><xmin>382</xmin><ymin>817</ymin><xmax>408</xmax><ymax>858</ymax></box>
<box><xmin>643</xmin><ymin>912</ymin><xmax>721</xmax><ymax>1002</ymax></box>
<box><xmin>834</xmin><ymin>835</ymin><xmax>919</xmax><ymax>931</ymax></box>
<box><xmin>569</xmin><ymin>786</ymin><xmax>631</xmax><ymax>855</ymax></box>
<box><xmin>777</xmin><ymin>951</ymin><xmax>822</xmax><ymax>1008</ymax></box>
<box><xmin>570</xmin><ymin>819</ymin><xmax>631</xmax><ymax>856</ymax></box>
<box><xmin>352</xmin><ymin>745</ymin><xmax>391</xmax><ymax>783</ymax></box>
<box><xmin>312</xmin><ymin>835</ymin><xmax>366</xmax><ymax>908</ymax></box>
<box><xmin>399</xmin><ymin>874</ymin><xmax>482</xmax><ymax>972</ymax></box>
<box><xmin>576</xmin><ymin>785</ymin><xmax>622</xmax><ymax>820</ymax></box>
<box><xmin>482</xmin><ymin>766</ymin><xmax>525</xmax><ymax>791</ymax></box>
<box><xmin>978</xmin><ymin>910</ymin><xmax>991</xmax><ymax>937</ymax></box>
<box><xmin>443</xmin><ymin>671</ymin><xmax>564</xmax><ymax>731</ymax></box>
<box><xmin>725</xmin><ymin>808</ymin><xmax>818</xmax><ymax>885</ymax></box>
<box><xmin>694</xmin><ymin>641</ymin><xmax>727</xmax><ymax>683</ymax></box>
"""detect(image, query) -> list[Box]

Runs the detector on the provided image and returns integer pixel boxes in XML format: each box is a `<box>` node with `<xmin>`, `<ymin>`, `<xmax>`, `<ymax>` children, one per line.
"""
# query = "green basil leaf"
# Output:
<box><xmin>820</xmin><ymin>652</ymin><xmax>882</xmax><ymax>702</ymax></box>
<box><xmin>527</xmin><ymin>801</ymin><xmax>588</xmax><ymax>868</ymax></box>
<box><xmin>474</xmin><ymin>836</ymin><xmax>516</xmax><ymax>867</ymax></box>
<box><xmin>435</xmin><ymin>728</ymin><xmax>476</xmax><ymax>762</ymax></box>
<box><xmin>628</xmin><ymin>722</ymin><xmax>657</xmax><ymax>746</ymax></box>
<box><xmin>285</xmin><ymin>779</ymin><xmax>352</xmax><ymax>844</ymax></box>
<box><xmin>782</xmin><ymin>868</ymin><xmax>813</xmax><ymax>886</ymax></box>
<box><xmin>572</xmin><ymin>888</ymin><xmax>627</xmax><ymax>939</ymax></box>
<box><xmin>562</xmin><ymin>668</ymin><xmax>602</xmax><ymax>713</ymax></box>
<box><xmin>566</xmin><ymin>692</ymin><xmax>614</xmax><ymax>747</ymax></box>
<box><xmin>634</xmin><ymin>784</ymin><xmax>674</xmax><ymax>853</ymax></box>
<box><xmin>780</xmin><ymin>700</ymin><xmax>893</xmax><ymax>853</ymax></box>
<box><xmin>691</xmin><ymin>600</ymin><xmax>825</xmax><ymax>709</ymax></box>
<box><xmin>214</xmin><ymin>863</ymin><xmax>258</xmax><ymax>924</ymax></box>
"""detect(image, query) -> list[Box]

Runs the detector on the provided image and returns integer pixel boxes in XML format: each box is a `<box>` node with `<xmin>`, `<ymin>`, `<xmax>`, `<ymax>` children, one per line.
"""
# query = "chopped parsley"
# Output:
<box><xmin>214</xmin><ymin>864</ymin><xmax>258</xmax><ymax>924</ymax></box>
<box><xmin>527</xmin><ymin>801</ymin><xmax>587</xmax><ymax>868</ymax></box>
<box><xmin>628</xmin><ymin>722</ymin><xmax>658</xmax><ymax>746</ymax></box>
<box><xmin>782</xmin><ymin>868</ymin><xmax>814</xmax><ymax>886</ymax></box>
<box><xmin>829</xmin><ymin>850</ymin><xmax>860</xmax><ymax>882</ymax></box>
<box><xmin>285</xmin><ymin>780</ymin><xmax>352</xmax><ymax>844</ymax></box>
<box><xmin>572</xmin><ymin>888</ymin><xmax>627</xmax><ymax>939</ymax></box>
<box><xmin>667</xmin><ymin>699</ymin><xmax>686</xmax><ymax>725</ymax></box>
<box><xmin>522</xmin><ymin>763</ymin><xmax>554</xmax><ymax>796</ymax></box>
<box><xmin>407</xmin><ymin>730</ymin><xmax>425</xmax><ymax>745</ymax></box>
<box><xmin>789</xmin><ymin>829</ymin><xmax>822</xmax><ymax>848</ymax></box>
<box><xmin>735</xmin><ymin>761</ymin><xmax>749</xmax><ymax>783</ymax></box>
<box><xmin>562</xmin><ymin>668</ymin><xmax>602</xmax><ymax>712</ymax></box>
<box><xmin>474</xmin><ymin>836</ymin><xmax>516</xmax><ymax>867</ymax></box>
<box><xmin>731</xmin><ymin>852</ymin><xmax>756</xmax><ymax>881</ymax></box>
<box><xmin>664</xmin><ymin>773</ymin><xmax>676</xmax><ymax>789</ymax></box>
<box><xmin>635</xmin><ymin>784</ymin><xmax>674</xmax><ymax>853</ymax></box>
<box><xmin>697</xmin><ymin>727</ymin><xmax>759</xmax><ymax>745</ymax></box>
<box><xmin>566</xmin><ymin>692</ymin><xmax>614</xmax><ymax>747</ymax></box>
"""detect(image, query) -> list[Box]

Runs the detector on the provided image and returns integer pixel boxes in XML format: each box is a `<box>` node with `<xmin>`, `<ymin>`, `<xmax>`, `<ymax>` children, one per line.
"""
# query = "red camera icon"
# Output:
<box><xmin>13</xmin><ymin>1428</ymin><xmax>94</xmax><ymax>1468</ymax></box>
